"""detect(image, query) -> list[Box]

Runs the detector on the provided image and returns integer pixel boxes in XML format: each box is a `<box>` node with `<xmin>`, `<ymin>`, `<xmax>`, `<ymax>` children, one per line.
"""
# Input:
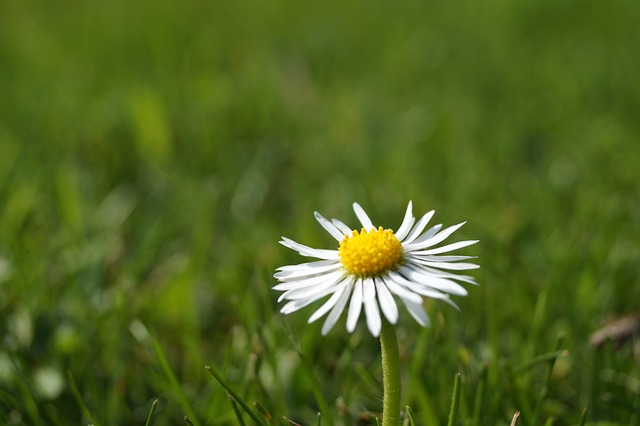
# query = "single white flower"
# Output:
<box><xmin>273</xmin><ymin>201</ymin><xmax>479</xmax><ymax>337</ymax></box>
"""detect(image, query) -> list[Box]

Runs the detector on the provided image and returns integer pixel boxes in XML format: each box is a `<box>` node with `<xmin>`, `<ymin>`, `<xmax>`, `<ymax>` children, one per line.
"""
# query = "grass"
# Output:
<box><xmin>1</xmin><ymin>0</ymin><xmax>640</xmax><ymax>424</ymax></box>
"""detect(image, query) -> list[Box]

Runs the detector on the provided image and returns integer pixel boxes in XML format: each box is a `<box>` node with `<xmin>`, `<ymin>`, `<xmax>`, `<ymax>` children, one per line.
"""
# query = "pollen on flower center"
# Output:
<box><xmin>339</xmin><ymin>226</ymin><xmax>403</xmax><ymax>277</ymax></box>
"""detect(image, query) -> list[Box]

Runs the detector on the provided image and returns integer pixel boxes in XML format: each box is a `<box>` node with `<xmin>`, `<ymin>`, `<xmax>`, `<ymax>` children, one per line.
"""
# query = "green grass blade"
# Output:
<box><xmin>282</xmin><ymin>415</ymin><xmax>304</xmax><ymax>425</ymax></box>
<box><xmin>531</xmin><ymin>337</ymin><xmax>565</xmax><ymax>425</ymax></box>
<box><xmin>67</xmin><ymin>370</ymin><xmax>99</xmax><ymax>426</ymax></box>
<box><xmin>296</xmin><ymin>349</ymin><xmax>334</xmax><ymax>425</ymax></box>
<box><xmin>447</xmin><ymin>372</ymin><xmax>462</xmax><ymax>426</ymax></box>
<box><xmin>145</xmin><ymin>399</ymin><xmax>159</xmax><ymax>426</ymax></box>
<box><xmin>151</xmin><ymin>339</ymin><xmax>199</xmax><ymax>425</ymax></box>
<box><xmin>254</xmin><ymin>401</ymin><xmax>273</xmax><ymax>424</ymax></box>
<box><xmin>514</xmin><ymin>350</ymin><xmax>566</xmax><ymax>373</ymax></box>
<box><xmin>407</xmin><ymin>380</ymin><xmax>439</xmax><ymax>425</ymax></box>
<box><xmin>205</xmin><ymin>365</ymin><xmax>266</xmax><ymax>426</ymax></box>
<box><xmin>505</xmin><ymin>363</ymin><xmax>532</xmax><ymax>422</ymax></box>
<box><xmin>579</xmin><ymin>405</ymin><xmax>589</xmax><ymax>426</ymax></box>
<box><xmin>471</xmin><ymin>366</ymin><xmax>486</xmax><ymax>426</ymax></box>
<box><xmin>230</xmin><ymin>396</ymin><xmax>247</xmax><ymax>426</ymax></box>
<box><xmin>283</xmin><ymin>326</ymin><xmax>334</xmax><ymax>424</ymax></box>
<box><xmin>404</xmin><ymin>405</ymin><xmax>416</xmax><ymax>426</ymax></box>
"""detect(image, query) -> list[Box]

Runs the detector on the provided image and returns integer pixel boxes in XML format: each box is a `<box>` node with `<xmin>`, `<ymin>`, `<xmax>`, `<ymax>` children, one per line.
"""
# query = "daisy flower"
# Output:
<box><xmin>273</xmin><ymin>201</ymin><xmax>479</xmax><ymax>337</ymax></box>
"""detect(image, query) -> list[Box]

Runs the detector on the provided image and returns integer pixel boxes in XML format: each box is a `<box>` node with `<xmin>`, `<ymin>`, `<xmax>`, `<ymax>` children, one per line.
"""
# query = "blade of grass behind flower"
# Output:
<box><xmin>254</xmin><ymin>401</ymin><xmax>274</xmax><ymax>424</ymax></box>
<box><xmin>354</xmin><ymin>363</ymin><xmax>380</xmax><ymax>392</ymax></box>
<box><xmin>205</xmin><ymin>365</ymin><xmax>266</xmax><ymax>426</ymax></box>
<box><xmin>471</xmin><ymin>366</ymin><xmax>487</xmax><ymax>426</ymax></box>
<box><xmin>531</xmin><ymin>337</ymin><xmax>565</xmax><ymax>425</ymax></box>
<box><xmin>282</xmin><ymin>415</ymin><xmax>304</xmax><ymax>425</ymax></box>
<box><xmin>514</xmin><ymin>350</ymin><xmax>566</xmax><ymax>373</ymax></box>
<box><xmin>406</xmin><ymin>379</ymin><xmax>439</xmax><ymax>425</ymax></box>
<box><xmin>255</xmin><ymin>326</ymin><xmax>287</xmax><ymax>413</ymax></box>
<box><xmin>296</xmin><ymin>349</ymin><xmax>334</xmax><ymax>425</ymax></box>
<box><xmin>230</xmin><ymin>396</ymin><xmax>247</xmax><ymax>426</ymax></box>
<box><xmin>406</xmin><ymin>330</ymin><xmax>438</xmax><ymax>425</ymax></box>
<box><xmin>5</xmin><ymin>352</ymin><xmax>44</xmax><ymax>426</ymax></box>
<box><xmin>14</xmin><ymin>375</ymin><xmax>43</xmax><ymax>426</ymax></box>
<box><xmin>206</xmin><ymin>335</ymin><xmax>237</xmax><ymax>421</ymax></box>
<box><xmin>151</xmin><ymin>338</ymin><xmax>199</xmax><ymax>425</ymax></box>
<box><xmin>404</xmin><ymin>405</ymin><xmax>416</xmax><ymax>426</ymax></box>
<box><xmin>505</xmin><ymin>362</ymin><xmax>532</xmax><ymax>422</ymax></box>
<box><xmin>579</xmin><ymin>405</ymin><xmax>589</xmax><ymax>426</ymax></box>
<box><xmin>67</xmin><ymin>370</ymin><xmax>99</xmax><ymax>426</ymax></box>
<box><xmin>283</xmin><ymin>326</ymin><xmax>334</xmax><ymax>425</ymax></box>
<box><xmin>145</xmin><ymin>399</ymin><xmax>159</xmax><ymax>426</ymax></box>
<box><xmin>447</xmin><ymin>372</ymin><xmax>462</xmax><ymax>426</ymax></box>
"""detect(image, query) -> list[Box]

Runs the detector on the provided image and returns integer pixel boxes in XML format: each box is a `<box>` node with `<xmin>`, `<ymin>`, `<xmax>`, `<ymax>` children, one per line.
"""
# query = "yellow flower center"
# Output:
<box><xmin>339</xmin><ymin>227</ymin><xmax>403</xmax><ymax>277</ymax></box>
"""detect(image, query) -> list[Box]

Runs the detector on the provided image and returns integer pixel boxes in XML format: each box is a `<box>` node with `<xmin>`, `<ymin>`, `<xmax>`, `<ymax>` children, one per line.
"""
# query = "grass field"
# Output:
<box><xmin>1</xmin><ymin>0</ymin><xmax>640</xmax><ymax>424</ymax></box>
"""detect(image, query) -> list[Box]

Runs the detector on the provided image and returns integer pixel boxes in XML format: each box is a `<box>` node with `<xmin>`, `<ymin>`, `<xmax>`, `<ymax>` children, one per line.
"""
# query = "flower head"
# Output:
<box><xmin>273</xmin><ymin>202</ymin><xmax>479</xmax><ymax>337</ymax></box>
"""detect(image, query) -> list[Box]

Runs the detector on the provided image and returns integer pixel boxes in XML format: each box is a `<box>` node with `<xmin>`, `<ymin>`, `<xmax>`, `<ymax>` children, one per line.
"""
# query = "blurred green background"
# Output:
<box><xmin>1</xmin><ymin>0</ymin><xmax>639</xmax><ymax>424</ymax></box>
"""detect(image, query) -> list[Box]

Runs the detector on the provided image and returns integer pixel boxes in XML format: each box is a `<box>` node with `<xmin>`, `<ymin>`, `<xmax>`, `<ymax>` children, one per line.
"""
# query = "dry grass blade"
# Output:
<box><xmin>589</xmin><ymin>314</ymin><xmax>640</xmax><ymax>348</ymax></box>
<box><xmin>204</xmin><ymin>365</ymin><xmax>266</xmax><ymax>426</ymax></box>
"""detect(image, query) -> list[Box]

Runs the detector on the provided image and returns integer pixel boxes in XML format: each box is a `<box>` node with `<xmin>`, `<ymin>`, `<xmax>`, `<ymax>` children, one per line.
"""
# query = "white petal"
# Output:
<box><xmin>276</xmin><ymin>259</ymin><xmax>339</xmax><ymax>272</ymax></box>
<box><xmin>402</xmin><ymin>210</ymin><xmax>435</xmax><ymax>244</ymax></box>
<box><xmin>314</xmin><ymin>212</ymin><xmax>346</xmax><ymax>241</ymax></box>
<box><xmin>441</xmin><ymin>297</ymin><xmax>461</xmax><ymax>311</ymax></box>
<box><xmin>407</xmin><ymin>285</ymin><xmax>453</xmax><ymax>300</ymax></box>
<box><xmin>273</xmin><ymin>269</ymin><xmax>345</xmax><ymax>291</ymax></box>
<box><xmin>321</xmin><ymin>280</ymin><xmax>354</xmax><ymax>335</ymax></box>
<box><xmin>386</xmin><ymin>274</ymin><xmax>433</xmax><ymax>325</ymax></box>
<box><xmin>381</xmin><ymin>275</ymin><xmax>424</xmax><ymax>304</ymax></box>
<box><xmin>375</xmin><ymin>278</ymin><xmax>398</xmax><ymax>325</ymax></box>
<box><xmin>402</xmin><ymin>299</ymin><xmax>430</xmax><ymax>327</ymax></box>
<box><xmin>280</xmin><ymin>287</ymin><xmax>337</xmax><ymax>314</ymax></box>
<box><xmin>274</xmin><ymin>260</ymin><xmax>342</xmax><ymax>280</ymax></box>
<box><xmin>394</xmin><ymin>201</ymin><xmax>415</xmax><ymax>241</ymax></box>
<box><xmin>407</xmin><ymin>263</ymin><xmax>479</xmax><ymax>285</ymax></box>
<box><xmin>278</xmin><ymin>272</ymin><xmax>345</xmax><ymax>301</ymax></box>
<box><xmin>414</xmin><ymin>261</ymin><xmax>480</xmax><ymax>271</ymax></box>
<box><xmin>307</xmin><ymin>280</ymin><xmax>349</xmax><ymax>323</ymax></box>
<box><xmin>387</xmin><ymin>271</ymin><xmax>450</xmax><ymax>300</ymax></box>
<box><xmin>346</xmin><ymin>278</ymin><xmax>364</xmax><ymax>332</ymax></box>
<box><xmin>331</xmin><ymin>218</ymin><xmax>353</xmax><ymax>235</ymax></box>
<box><xmin>410</xmin><ymin>240</ymin><xmax>479</xmax><ymax>255</ymax></box>
<box><xmin>279</xmin><ymin>237</ymin><xmax>339</xmax><ymax>260</ymax></box>
<box><xmin>402</xmin><ymin>224</ymin><xmax>442</xmax><ymax>251</ymax></box>
<box><xmin>352</xmin><ymin>202</ymin><xmax>375</xmax><ymax>231</ymax></box>
<box><xmin>398</xmin><ymin>265</ymin><xmax>468</xmax><ymax>296</ymax></box>
<box><xmin>414</xmin><ymin>222</ymin><xmax>467</xmax><ymax>250</ymax></box>
<box><xmin>363</xmin><ymin>280</ymin><xmax>381</xmax><ymax>336</ymax></box>
<box><xmin>409</xmin><ymin>255</ymin><xmax>476</xmax><ymax>262</ymax></box>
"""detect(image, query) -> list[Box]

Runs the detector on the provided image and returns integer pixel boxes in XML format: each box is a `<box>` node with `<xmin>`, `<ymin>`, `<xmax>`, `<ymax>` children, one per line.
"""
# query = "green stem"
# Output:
<box><xmin>380</xmin><ymin>319</ymin><xmax>401</xmax><ymax>426</ymax></box>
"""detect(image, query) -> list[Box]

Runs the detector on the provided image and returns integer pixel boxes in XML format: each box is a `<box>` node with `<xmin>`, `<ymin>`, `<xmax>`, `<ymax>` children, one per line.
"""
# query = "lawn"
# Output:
<box><xmin>1</xmin><ymin>0</ymin><xmax>639</xmax><ymax>424</ymax></box>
